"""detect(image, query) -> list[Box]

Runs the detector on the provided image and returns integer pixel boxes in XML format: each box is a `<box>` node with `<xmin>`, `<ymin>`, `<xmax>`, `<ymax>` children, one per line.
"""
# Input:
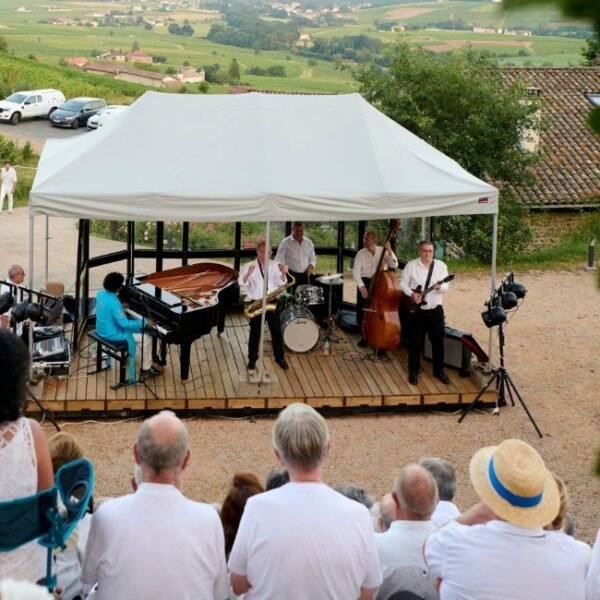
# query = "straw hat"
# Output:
<box><xmin>469</xmin><ymin>439</ymin><xmax>560</xmax><ymax>528</ymax></box>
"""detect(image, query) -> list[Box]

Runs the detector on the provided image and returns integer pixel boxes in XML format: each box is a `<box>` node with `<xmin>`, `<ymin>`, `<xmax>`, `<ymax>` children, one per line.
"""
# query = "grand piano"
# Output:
<box><xmin>120</xmin><ymin>262</ymin><xmax>239</xmax><ymax>380</ymax></box>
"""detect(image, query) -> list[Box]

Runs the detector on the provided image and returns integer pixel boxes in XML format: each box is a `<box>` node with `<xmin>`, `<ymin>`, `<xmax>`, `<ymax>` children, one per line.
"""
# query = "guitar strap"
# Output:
<box><xmin>424</xmin><ymin>260</ymin><xmax>435</xmax><ymax>292</ymax></box>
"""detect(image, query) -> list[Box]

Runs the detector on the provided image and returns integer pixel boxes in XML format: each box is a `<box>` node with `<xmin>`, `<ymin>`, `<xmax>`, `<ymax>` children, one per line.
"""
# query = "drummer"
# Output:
<box><xmin>275</xmin><ymin>222</ymin><xmax>316</xmax><ymax>288</ymax></box>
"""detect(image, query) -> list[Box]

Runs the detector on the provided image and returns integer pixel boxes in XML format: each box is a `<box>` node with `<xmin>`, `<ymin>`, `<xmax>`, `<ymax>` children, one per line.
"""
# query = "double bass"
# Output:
<box><xmin>361</xmin><ymin>220</ymin><xmax>403</xmax><ymax>351</ymax></box>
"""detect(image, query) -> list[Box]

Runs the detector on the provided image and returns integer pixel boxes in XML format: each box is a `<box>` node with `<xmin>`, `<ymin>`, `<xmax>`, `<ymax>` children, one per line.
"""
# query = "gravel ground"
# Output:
<box><xmin>40</xmin><ymin>268</ymin><xmax>600</xmax><ymax>543</ymax></box>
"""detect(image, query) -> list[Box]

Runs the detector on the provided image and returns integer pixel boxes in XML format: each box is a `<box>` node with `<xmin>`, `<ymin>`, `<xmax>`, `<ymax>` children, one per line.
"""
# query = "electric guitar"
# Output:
<box><xmin>406</xmin><ymin>274</ymin><xmax>455</xmax><ymax>313</ymax></box>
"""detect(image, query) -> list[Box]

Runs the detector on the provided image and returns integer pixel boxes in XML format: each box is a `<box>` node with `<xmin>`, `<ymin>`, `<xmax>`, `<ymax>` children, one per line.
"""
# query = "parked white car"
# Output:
<box><xmin>87</xmin><ymin>105</ymin><xmax>128</xmax><ymax>130</ymax></box>
<box><xmin>0</xmin><ymin>89</ymin><xmax>65</xmax><ymax>125</ymax></box>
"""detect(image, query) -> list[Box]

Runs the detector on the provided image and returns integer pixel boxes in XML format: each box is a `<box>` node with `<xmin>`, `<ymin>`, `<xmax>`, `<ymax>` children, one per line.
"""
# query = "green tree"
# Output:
<box><xmin>582</xmin><ymin>37</ymin><xmax>599</xmax><ymax>66</ymax></box>
<box><xmin>132</xmin><ymin>39</ymin><xmax>140</xmax><ymax>51</ymax></box>
<box><xmin>0</xmin><ymin>36</ymin><xmax>8</xmax><ymax>53</ymax></box>
<box><xmin>354</xmin><ymin>43</ymin><xmax>538</xmax><ymax>261</ymax></box>
<box><xmin>228</xmin><ymin>58</ymin><xmax>241</xmax><ymax>83</ymax></box>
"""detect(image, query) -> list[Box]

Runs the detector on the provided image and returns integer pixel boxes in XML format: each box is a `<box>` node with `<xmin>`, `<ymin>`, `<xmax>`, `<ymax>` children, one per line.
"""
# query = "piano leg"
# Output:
<box><xmin>180</xmin><ymin>341</ymin><xmax>192</xmax><ymax>380</ymax></box>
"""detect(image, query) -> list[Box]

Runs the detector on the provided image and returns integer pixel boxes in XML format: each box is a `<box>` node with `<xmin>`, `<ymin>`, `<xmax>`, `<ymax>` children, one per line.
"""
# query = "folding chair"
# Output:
<box><xmin>0</xmin><ymin>458</ymin><xmax>94</xmax><ymax>591</ymax></box>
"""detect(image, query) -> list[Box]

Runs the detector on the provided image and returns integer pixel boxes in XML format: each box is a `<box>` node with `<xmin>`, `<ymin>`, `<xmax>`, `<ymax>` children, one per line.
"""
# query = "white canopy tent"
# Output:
<box><xmin>29</xmin><ymin>92</ymin><xmax>500</xmax><ymax>376</ymax></box>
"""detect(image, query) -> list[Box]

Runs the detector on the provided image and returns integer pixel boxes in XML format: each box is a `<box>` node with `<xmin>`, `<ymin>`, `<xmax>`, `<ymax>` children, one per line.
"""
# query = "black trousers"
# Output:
<box><xmin>248</xmin><ymin>309</ymin><xmax>284</xmax><ymax>362</ymax></box>
<box><xmin>408</xmin><ymin>305</ymin><xmax>445</xmax><ymax>375</ymax></box>
<box><xmin>355</xmin><ymin>277</ymin><xmax>371</xmax><ymax>338</ymax></box>
<box><xmin>289</xmin><ymin>270</ymin><xmax>310</xmax><ymax>290</ymax></box>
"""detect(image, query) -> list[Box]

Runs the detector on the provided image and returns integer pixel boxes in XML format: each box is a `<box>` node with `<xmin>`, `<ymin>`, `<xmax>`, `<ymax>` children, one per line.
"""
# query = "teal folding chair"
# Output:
<box><xmin>0</xmin><ymin>458</ymin><xmax>94</xmax><ymax>591</ymax></box>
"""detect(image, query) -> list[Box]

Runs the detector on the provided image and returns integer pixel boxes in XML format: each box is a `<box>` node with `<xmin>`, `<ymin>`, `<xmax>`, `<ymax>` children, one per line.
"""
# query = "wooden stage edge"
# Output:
<box><xmin>36</xmin><ymin>318</ymin><xmax>498</xmax><ymax>418</ymax></box>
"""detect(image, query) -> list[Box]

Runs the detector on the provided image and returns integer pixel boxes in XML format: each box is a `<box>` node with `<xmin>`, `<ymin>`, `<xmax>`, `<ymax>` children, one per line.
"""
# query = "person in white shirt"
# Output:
<box><xmin>275</xmin><ymin>222</ymin><xmax>316</xmax><ymax>287</ymax></box>
<box><xmin>400</xmin><ymin>240</ymin><xmax>450</xmax><ymax>386</ymax></box>
<box><xmin>0</xmin><ymin>160</ymin><xmax>17</xmax><ymax>214</ymax></box>
<box><xmin>1</xmin><ymin>264</ymin><xmax>26</xmax><ymax>335</ymax></box>
<box><xmin>586</xmin><ymin>529</ymin><xmax>600</xmax><ymax>600</ymax></box>
<box><xmin>228</xmin><ymin>403</ymin><xmax>382</xmax><ymax>600</ymax></box>
<box><xmin>375</xmin><ymin>464</ymin><xmax>439</xmax><ymax>600</ymax></box>
<box><xmin>424</xmin><ymin>438</ymin><xmax>589</xmax><ymax>600</ymax></box>
<box><xmin>353</xmin><ymin>231</ymin><xmax>398</xmax><ymax>347</ymax></box>
<box><xmin>420</xmin><ymin>457</ymin><xmax>460</xmax><ymax>528</ymax></box>
<box><xmin>81</xmin><ymin>411</ymin><xmax>229</xmax><ymax>600</ymax></box>
<box><xmin>239</xmin><ymin>240</ymin><xmax>289</xmax><ymax>371</ymax></box>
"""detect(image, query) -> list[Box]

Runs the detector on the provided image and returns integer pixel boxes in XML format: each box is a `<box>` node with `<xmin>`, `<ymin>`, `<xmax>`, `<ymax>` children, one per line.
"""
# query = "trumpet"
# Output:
<box><xmin>244</xmin><ymin>273</ymin><xmax>296</xmax><ymax>319</ymax></box>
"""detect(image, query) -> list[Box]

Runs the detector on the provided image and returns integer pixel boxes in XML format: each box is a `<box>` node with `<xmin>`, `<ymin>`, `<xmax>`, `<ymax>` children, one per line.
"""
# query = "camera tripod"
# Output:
<box><xmin>458</xmin><ymin>322</ymin><xmax>543</xmax><ymax>438</ymax></box>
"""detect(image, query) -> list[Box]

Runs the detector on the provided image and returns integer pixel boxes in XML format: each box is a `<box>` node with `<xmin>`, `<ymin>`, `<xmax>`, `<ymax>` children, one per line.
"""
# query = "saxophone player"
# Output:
<box><xmin>240</xmin><ymin>240</ymin><xmax>289</xmax><ymax>371</ymax></box>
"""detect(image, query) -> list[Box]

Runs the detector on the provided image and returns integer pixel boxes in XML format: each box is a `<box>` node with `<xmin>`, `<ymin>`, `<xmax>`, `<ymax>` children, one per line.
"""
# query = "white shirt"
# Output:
<box><xmin>400</xmin><ymin>258</ymin><xmax>449</xmax><ymax>310</ymax></box>
<box><xmin>375</xmin><ymin>520</ymin><xmax>438</xmax><ymax>600</ymax></box>
<box><xmin>239</xmin><ymin>259</ymin><xmax>286</xmax><ymax>301</ymax></box>
<box><xmin>425</xmin><ymin>520</ymin><xmax>588</xmax><ymax>600</ymax></box>
<box><xmin>275</xmin><ymin>235</ymin><xmax>316</xmax><ymax>273</ymax></box>
<box><xmin>586</xmin><ymin>529</ymin><xmax>600</xmax><ymax>600</ymax></box>
<box><xmin>228</xmin><ymin>481</ymin><xmax>382</xmax><ymax>599</ymax></box>
<box><xmin>353</xmin><ymin>246</ymin><xmax>399</xmax><ymax>289</ymax></box>
<box><xmin>431</xmin><ymin>500</ymin><xmax>460</xmax><ymax>528</ymax></box>
<box><xmin>0</xmin><ymin>166</ymin><xmax>17</xmax><ymax>188</ymax></box>
<box><xmin>81</xmin><ymin>482</ymin><xmax>228</xmax><ymax>600</ymax></box>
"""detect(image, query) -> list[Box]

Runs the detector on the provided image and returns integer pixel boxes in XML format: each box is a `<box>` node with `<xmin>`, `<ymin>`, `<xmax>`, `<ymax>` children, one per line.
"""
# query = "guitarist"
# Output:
<box><xmin>400</xmin><ymin>240</ymin><xmax>451</xmax><ymax>386</ymax></box>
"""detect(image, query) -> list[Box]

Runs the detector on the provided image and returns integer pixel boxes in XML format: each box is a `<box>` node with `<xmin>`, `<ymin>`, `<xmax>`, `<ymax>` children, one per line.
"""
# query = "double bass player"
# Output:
<box><xmin>352</xmin><ymin>231</ymin><xmax>399</xmax><ymax>348</ymax></box>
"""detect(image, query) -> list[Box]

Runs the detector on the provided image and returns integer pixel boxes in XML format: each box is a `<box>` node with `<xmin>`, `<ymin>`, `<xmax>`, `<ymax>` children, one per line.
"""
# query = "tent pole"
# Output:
<box><xmin>488</xmin><ymin>212</ymin><xmax>499</xmax><ymax>368</ymax></box>
<box><xmin>45</xmin><ymin>216</ymin><xmax>49</xmax><ymax>284</ymax></box>
<box><xmin>256</xmin><ymin>222</ymin><xmax>270</xmax><ymax>381</ymax></box>
<box><xmin>28</xmin><ymin>214</ymin><xmax>35</xmax><ymax>290</ymax></box>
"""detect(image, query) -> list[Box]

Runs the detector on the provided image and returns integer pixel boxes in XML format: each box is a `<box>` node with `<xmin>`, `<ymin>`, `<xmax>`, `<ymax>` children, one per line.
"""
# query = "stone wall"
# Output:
<box><xmin>526</xmin><ymin>210</ymin><xmax>591</xmax><ymax>251</ymax></box>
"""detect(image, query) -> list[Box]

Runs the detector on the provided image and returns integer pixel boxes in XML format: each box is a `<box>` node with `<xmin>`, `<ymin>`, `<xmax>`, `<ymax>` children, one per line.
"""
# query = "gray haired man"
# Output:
<box><xmin>229</xmin><ymin>403</ymin><xmax>382</xmax><ymax>599</ymax></box>
<box><xmin>420</xmin><ymin>457</ymin><xmax>460</xmax><ymax>527</ymax></box>
<box><xmin>82</xmin><ymin>411</ymin><xmax>228</xmax><ymax>600</ymax></box>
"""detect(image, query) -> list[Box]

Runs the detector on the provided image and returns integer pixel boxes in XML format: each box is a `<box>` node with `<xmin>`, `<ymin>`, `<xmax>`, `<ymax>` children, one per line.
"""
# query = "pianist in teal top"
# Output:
<box><xmin>96</xmin><ymin>272</ymin><xmax>144</xmax><ymax>382</ymax></box>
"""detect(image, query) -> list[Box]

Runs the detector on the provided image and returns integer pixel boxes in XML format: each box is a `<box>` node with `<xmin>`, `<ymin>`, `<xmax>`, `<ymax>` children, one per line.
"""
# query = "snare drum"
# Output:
<box><xmin>280</xmin><ymin>305</ymin><xmax>320</xmax><ymax>353</ymax></box>
<box><xmin>295</xmin><ymin>285</ymin><xmax>324</xmax><ymax>307</ymax></box>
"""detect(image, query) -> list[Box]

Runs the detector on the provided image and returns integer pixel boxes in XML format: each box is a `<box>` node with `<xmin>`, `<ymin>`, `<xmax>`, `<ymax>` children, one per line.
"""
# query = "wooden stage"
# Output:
<box><xmin>39</xmin><ymin>315</ymin><xmax>496</xmax><ymax>417</ymax></box>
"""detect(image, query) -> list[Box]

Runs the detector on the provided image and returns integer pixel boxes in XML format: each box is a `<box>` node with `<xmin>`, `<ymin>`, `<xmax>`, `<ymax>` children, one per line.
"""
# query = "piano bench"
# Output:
<box><xmin>87</xmin><ymin>331</ymin><xmax>130</xmax><ymax>390</ymax></box>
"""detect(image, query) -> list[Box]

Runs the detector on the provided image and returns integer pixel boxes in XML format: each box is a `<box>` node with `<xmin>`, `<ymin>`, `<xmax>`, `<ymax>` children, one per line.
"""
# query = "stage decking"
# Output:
<box><xmin>39</xmin><ymin>315</ymin><xmax>496</xmax><ymax>416</ymax></box>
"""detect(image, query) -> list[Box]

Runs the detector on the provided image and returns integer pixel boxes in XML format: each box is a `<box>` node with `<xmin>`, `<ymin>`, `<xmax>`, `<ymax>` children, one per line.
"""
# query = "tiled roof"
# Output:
<box><xmin>503</xmin><ymin>67</ymin><xmax>600</xmax><ymax>208</ymax></box>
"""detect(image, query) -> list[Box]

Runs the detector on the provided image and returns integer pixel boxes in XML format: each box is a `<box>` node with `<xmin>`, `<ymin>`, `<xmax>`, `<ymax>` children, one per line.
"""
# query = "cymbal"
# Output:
<box><xmin>316</xmin><ymin>273</ymin><xmax>344</xmax><ymax>285</ymax></box>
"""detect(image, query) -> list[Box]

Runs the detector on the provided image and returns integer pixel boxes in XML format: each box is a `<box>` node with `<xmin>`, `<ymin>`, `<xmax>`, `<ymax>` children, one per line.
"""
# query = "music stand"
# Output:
<box><xmin>316</xmin><ymin>274</ymin><xmax>343</xmax><ymax>346</ymax></box>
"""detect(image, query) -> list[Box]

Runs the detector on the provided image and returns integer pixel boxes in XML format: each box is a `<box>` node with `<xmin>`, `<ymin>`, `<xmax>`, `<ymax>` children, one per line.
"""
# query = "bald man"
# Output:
<box><xmin>82</xmin><ymin>411</ymin><xmax>228</xmax><ymax>600</ymax></box>
<box><xmin>375</xmin><ymin>464</ymin><xmax>439</xmax><ymax>600</ymax></box>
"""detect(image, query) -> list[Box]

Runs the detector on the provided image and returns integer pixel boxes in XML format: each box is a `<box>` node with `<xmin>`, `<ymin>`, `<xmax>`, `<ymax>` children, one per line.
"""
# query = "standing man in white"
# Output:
<box><xmin>0</xmin><ymin>160</ymin><xmax>17</xmax><ymax>214</ymax></box>
<box><xmin>275</xmin><ymin>222</ymin><xmax>316</xmax><ymax>287</ymax></box>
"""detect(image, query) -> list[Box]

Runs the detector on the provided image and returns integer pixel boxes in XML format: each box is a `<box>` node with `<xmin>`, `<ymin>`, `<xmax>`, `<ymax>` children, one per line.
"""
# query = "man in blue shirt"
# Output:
<box><xmin>96</xmin><ymin>272</ymin><xmax>159</xmax><ymax>382</ymax></box>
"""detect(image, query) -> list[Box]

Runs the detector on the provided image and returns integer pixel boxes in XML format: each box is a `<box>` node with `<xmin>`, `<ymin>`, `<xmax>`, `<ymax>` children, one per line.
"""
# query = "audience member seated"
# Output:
<box><xmin>221</xmin><ymin>473</ymin><xmax>264</xmax><ymax>558</ymax></box>
<box><xmin>375</xmin><ymin>464</ymin><xmax>439</xmax><ymax>600</ymax></box>
<box><xmin>228</xmin><ymin>403</ymin><xmax>382</xmax><ymax>599</ymax></box>
<box><xmin>587</xmin><ymin>529</ymin><xmax>600</xmax><ymax>600</ymax></box>
<box><xmin>47</xmin><ymin>432</ymin><xmax>92</xmax><ymax>600</ymax></box>
<box><xmin>81</xmin><ymin>410</ymin><xmax>228</xmax><ymax>600</ymax></box>
<box><xmin>335</xmin><ymin>483</ymin><xmax>375</xmax><ymax>509</ymax></box>
<box><xmin>372</xmin><ymin>493</ymin><xmax>398</xmax><ymax>533</ymax></box>
<box><xmin>424</xmin><ymin>438</ymin><xmax>589</xmax><ymax>600</ymax></box>
<box><xmin>0</xmin><ymin>330</ymin><xmax>53</xmax><ymax>583</ymax></box>
<box><xmin>265</xmin><ymin>468</ymin><xmax>289</xmax><ymax>491</ymax></box>
<box><xmin>544</xmin><ymin>473</ymin><xmax>591</xmax><ymax>568</ymax></box>
<box><xmin>420</xmin><ymin>457</ymin><xmax>459</xmax><ymax>528</ymax></box>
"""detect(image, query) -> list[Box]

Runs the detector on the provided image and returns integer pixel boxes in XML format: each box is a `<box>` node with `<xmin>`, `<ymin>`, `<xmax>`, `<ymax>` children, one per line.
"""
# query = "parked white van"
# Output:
<box><xmin>0</xmin><ymin>89</ymin><xmax>66</xmax><ymax>125</ymax></box>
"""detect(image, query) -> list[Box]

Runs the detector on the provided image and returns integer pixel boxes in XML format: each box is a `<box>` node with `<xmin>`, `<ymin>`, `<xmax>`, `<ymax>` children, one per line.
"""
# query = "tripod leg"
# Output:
<box><xmin>504</xmin><ymin>371</ymin><xmax>543</xmax><ymax>438</ymax></box>
<box><xmin>458</xmin><ymin>371</ymin><xmax>498</xmax><ymax>424</ymax></box>
<box><xmin>28</xmin><ymin>390</ymin><xmax>60</xmax><ymax>432</ymax></box>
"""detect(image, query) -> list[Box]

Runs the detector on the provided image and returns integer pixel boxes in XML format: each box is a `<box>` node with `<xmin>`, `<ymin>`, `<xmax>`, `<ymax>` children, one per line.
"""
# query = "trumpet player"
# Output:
<box><xmin>240</xmin><ymin>240</ymin><xmax>289</xmax><ymax>372</ymax></box>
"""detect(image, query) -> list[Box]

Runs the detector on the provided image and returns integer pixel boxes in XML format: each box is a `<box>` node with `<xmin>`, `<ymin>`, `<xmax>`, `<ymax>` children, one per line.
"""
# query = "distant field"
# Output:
<box><xmin>0</xmin><ymin>0</ymin><xmax>592</xmax><ymax>94</ymax></box>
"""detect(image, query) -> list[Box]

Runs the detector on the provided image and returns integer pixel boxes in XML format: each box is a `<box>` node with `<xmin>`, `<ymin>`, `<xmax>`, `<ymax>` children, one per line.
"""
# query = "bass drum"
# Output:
<box><xmin>280</xmin><ymin>305</ymin><xmax>320</xmax><ymax>353</ymax></box>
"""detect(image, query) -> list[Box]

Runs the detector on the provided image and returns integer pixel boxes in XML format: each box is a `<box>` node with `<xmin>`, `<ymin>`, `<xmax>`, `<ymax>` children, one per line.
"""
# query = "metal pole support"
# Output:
<box><xmin>587</xmin><ymin>239</ymin><xmax>596</xmax><ymax>271</ymax></box>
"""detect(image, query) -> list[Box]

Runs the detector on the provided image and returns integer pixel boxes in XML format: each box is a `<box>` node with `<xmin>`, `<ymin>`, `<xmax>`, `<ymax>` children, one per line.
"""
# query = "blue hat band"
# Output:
<box><xmin>488</xmin><ymin>457</ymin><xmax>543</xmax><ymax>508</ymax></box>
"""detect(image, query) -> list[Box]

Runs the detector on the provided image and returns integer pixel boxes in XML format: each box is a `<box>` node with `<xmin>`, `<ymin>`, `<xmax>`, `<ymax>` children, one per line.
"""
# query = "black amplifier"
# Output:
<box><xmin>424</xmin><ymin>326</ymin><xmax>473</xmax><ymax>376</ymax></box>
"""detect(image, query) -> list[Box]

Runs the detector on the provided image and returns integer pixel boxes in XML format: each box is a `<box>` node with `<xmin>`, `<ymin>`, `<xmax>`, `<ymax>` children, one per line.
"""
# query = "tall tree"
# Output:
<box><xmin>354</xmin><ymin>43</ymin><xmax>539</xmax><ymax>261</ymax></box>
<box><xmin>228</xmin><ymin>58</ymin><xmax>241</xmax><ymax>83</ymax></box>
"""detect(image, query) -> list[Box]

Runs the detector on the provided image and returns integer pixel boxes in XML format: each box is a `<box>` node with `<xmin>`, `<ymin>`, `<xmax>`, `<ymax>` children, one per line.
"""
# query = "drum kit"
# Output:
<box><xmin>280</xmin><ymin>273</ymin><xmax>344</xmax><ymax>354</ymax></box>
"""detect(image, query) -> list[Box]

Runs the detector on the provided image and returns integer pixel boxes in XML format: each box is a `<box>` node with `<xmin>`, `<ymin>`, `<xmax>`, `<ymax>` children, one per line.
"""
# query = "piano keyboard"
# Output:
<box><xmin>125</xmin><ymin>308</ymin><xmax>169</xmax><ymax>336</ymax></box>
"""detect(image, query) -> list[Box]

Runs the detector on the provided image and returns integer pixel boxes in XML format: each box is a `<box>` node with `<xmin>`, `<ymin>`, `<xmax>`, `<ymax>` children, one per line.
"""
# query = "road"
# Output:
<box><xmin>0</xmin><ymin>117</ymin><xmax>88</xmax><ymax>153</ymax></box>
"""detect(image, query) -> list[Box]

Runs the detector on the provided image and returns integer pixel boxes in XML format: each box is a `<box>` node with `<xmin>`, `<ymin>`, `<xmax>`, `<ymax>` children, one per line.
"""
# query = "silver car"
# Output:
<box><xmin>87</xmin><ymin>105</ymin><xmax>128</xmax><ymax>130</ymax></box>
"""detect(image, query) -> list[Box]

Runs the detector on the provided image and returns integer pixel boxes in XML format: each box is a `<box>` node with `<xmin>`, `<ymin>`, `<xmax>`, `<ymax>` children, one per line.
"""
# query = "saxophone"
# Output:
<box><xmin>243</xmin><ymin>273</ymin><xmax>296</xmax><ymax>319</ymax></box>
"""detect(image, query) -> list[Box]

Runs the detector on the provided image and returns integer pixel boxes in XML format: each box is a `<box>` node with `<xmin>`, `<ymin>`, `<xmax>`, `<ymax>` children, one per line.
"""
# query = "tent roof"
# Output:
<box><xmin>30</xmin><ymin>92</ymin><xmax>498</xmax><ymax>221</ymax></box>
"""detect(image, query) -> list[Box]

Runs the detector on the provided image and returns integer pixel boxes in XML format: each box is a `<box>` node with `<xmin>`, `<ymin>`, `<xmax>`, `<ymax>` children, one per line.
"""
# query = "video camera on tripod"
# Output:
<box><xmin>481</xmin><ymin>272</ymin><xmax>527</xmax><ymax>329</ymax></box>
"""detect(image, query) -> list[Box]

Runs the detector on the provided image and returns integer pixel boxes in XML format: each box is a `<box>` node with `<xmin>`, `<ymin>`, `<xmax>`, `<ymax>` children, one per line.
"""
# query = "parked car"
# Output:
<box><xmin>87</xmin><ymin>105</ymin><xmax>128</xmax><ymax>131</ymax></box>
<box><xmin>0</xmin><ymin>89</ymin><xmax>65</xmax><ymax>125</ymax></box>
<box><xmin>50</xmin><ymin>97</ymin><xmax>106</xmax><ymax>129</ymax></box>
